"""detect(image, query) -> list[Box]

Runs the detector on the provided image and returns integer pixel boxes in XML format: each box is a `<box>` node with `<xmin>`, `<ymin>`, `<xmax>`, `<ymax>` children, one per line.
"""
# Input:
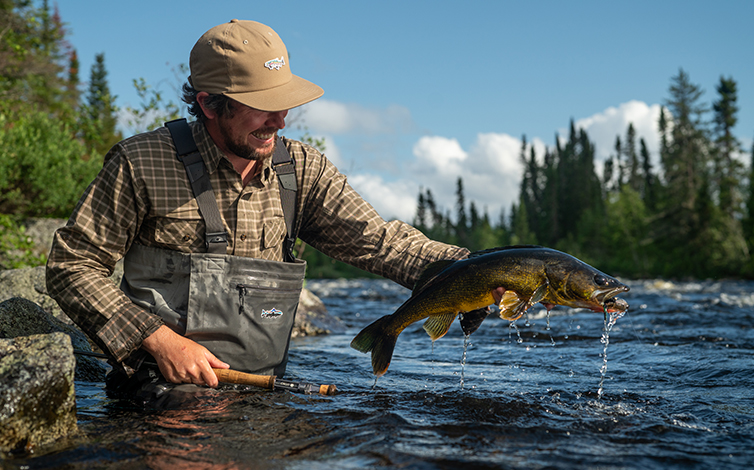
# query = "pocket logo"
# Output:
<box><xmin>261</xmin><ymin>308</ymin><xmax>284</xmax><ymax>319</ymax></box>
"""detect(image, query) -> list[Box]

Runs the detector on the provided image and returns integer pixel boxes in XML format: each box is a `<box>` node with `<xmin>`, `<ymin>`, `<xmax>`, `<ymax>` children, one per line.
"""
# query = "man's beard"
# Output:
<box><xmin>219</xmin><ymin>125</ymin><xmax>277</xmax><ymax>161</ymax></box>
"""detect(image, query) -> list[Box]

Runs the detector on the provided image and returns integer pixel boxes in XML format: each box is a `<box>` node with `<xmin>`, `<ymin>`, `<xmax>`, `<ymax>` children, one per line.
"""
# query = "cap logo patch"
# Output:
<box><xmin>264</xmin><ymin>57</ymin><xmax>286</xmax><ymax>71</ymax></box>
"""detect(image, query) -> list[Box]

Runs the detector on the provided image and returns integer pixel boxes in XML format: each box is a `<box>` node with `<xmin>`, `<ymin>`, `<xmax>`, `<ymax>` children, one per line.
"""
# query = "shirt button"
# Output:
<box><xmin>239</xmin><ymin>234</ymin><xmax>247</xmax><ymax>241</ymax></box>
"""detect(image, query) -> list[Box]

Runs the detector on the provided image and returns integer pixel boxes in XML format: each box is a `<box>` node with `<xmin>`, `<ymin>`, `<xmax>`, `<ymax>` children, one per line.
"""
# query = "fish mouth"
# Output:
<box><xmin>589</xmin><ymin>285</ymin><xmax>630</xmax><ymax>312</ymax></box>
<box><xmin>602</xmin><ymin>296</ymin><xmax>629</xmax><ymax>313</ymax></box>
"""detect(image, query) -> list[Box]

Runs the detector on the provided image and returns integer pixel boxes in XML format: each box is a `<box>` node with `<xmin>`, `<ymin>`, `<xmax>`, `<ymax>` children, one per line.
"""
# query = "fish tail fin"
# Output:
<box><xmin>350</xmin><ymin>316</ymin><xmax>398</xmax><ymax>376</ymax></box>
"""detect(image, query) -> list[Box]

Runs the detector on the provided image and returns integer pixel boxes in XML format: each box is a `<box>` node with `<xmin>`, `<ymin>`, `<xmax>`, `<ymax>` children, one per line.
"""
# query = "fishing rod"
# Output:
<box><xmin>74</xmin><ymin>349</ymin><xmax>337</xmax><ymax>396</ymax></box>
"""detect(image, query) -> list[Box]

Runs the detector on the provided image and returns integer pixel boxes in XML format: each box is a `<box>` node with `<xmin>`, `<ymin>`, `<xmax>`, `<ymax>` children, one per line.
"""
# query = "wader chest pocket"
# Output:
<box><xmin>236</xmin><ymin>283</ymin><xmax>301</xmax><ymax>318</ymax></box>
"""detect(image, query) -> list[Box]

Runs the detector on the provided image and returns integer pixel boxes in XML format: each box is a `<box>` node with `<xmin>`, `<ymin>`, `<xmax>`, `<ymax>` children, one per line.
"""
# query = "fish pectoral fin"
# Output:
<box><xmin>423</xmin><ymin>312</ymin><xmax>458</xmax><ymax>341</ymax></box>
<box><xmin>498</xmin><ymin>282</ymin><xmax>549</xmax><ymax>321</ymax></box>
<box><xmin>529</xmin><ymin>281</ymin><xmax>548</xmax><ymax>305</ymax></box>
<box><xmin>499</xmin><ymin>291</ymin><xmax>526</xmax><ymax>320</ymax></box>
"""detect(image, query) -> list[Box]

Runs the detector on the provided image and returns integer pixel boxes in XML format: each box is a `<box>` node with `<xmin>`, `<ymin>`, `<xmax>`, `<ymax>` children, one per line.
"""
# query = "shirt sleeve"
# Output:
<box><xmin>295</xmin><ymin>148</ymin><xmax>469</xmax><ymax>289</ymax></box>
<box><xmin>45</xmin><ymin>143</ymin><xmax>164</xmax><ymax>364</ymax></box>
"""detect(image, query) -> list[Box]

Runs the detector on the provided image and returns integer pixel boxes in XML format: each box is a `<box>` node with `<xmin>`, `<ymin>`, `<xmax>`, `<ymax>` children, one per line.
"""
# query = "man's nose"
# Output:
<box><xmin>267</xmin><ymin>110</ymin><xmax>287</xmax><ymax>129</ymax></box>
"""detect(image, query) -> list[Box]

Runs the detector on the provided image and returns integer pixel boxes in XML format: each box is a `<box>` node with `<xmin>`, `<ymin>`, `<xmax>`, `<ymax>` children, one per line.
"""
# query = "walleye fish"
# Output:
<box><xmin>350</xmin><ymin>245</ymin><xmax>629</xmax><ymax>376</ymax></box>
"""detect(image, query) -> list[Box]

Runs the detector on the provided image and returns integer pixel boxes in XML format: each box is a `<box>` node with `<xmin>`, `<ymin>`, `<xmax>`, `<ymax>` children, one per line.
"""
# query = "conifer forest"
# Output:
<box><xmin>2</xmin><ymin>1</ymin><xmax>752</xmax><ymax>279</ymax></box>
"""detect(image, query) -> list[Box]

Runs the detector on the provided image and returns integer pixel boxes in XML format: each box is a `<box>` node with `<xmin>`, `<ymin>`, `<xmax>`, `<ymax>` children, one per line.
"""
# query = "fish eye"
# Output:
<box><xmin>594</xmin><ymin>274</ymin><xmax>608</xmax><ymax>286</ymax></box>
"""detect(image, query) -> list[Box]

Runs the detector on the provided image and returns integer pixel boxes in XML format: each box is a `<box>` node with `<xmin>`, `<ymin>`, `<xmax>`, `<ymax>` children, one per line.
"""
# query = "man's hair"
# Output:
<box><xmin>181</xmin><ymin>82</ymin><xmax>235</xmax><ymax>121</ymax></box>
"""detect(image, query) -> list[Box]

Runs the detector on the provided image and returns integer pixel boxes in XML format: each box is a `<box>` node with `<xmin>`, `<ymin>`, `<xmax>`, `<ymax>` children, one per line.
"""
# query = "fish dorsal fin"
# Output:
<box><xmin>467</xmin><ymin>245</ymin><xmax>543</xmax><ymax>260</ymax></box>
<box><xmin>413</xmin><ymin>259</ymin><xmax>455</xmax><ymax>293</ymax></box>
<box><xmin>423</xmin><ymin>312</ymin><xmax>458</xmax><ymax>341</ymax></box>
<box><xmin>498</xmin><ymin>281</ymin><xmax>549</xmax><ymax>321</ymax></box>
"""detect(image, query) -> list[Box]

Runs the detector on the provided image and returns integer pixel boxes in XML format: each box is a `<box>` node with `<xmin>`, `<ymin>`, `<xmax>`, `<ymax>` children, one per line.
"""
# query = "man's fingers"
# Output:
<box><xmin>207</xmin><ymin>352</ymin><xmax>230</xmax><ymax>370</ymax></box>
<box><xmin>491</xmin><ymin>287</ymin><xmax>506</xmax><ymax>305</ymax></box>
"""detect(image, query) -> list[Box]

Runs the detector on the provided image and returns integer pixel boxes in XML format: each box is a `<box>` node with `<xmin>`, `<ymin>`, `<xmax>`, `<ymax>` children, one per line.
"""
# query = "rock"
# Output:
<box><xmin>0</xmin><ymin>266</ymin><xmax>68</xmax><ymax>323</ymax></box>
<box><xmin>0</xmin><ymin>332</ymin><xmax>78</xmax><ymax>456</ymax></box>
<box><xmin>0</xmin><ymin>298</ymin><xmax>108</xmax><ymax>382</ymax></box>
<box><xmin>21</xmin><ymin>218</ymin><xmax>66</xmax><ymax>261</ymax></box>
<box><xmin>293</xmin><ymin>288</ymin><xmax>344</xmax><ymax>337</ymax></box>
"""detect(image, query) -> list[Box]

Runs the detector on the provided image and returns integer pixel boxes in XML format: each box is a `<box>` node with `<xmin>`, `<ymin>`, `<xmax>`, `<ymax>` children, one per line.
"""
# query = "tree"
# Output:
<box><xmin>657</xmin><ymin>70</ymin><xmax>708</xmax><ymax>250</ymax></box>
<box><xmin>711</xmin><ymin>76</ymin><xmax>744</xmax><ymax>217</ymax></box>
<box><xmin>81</xmin><ymin>52</ymin><xmax>122</xmax><ymax>155</ymax></box>
<box><xmin>455</xmin><ymin>177</ymin><xmax>468</xmax><ymax>247</ymax></box>
<box><xmin>640</xmin><ymin>138</ymin><xmax>657</xmax><ymax>211</ymax></box>
<box><xmin>624</xmin><ymin>123</ymin><xmax>641</xmax><ymax>192</ymax></box>
<box><xmin>0</xmin><ymin>0</ymin><xmax>73</xmax><ymax>114</ymax></box>
<box><xmin>743</xmin><ymin>139</ymin><xmax>754</xmax><ymax>276</ymax></box>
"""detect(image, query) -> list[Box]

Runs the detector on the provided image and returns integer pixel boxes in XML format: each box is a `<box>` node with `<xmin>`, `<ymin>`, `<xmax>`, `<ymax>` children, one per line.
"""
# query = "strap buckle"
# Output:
<box><xmin>205</xmin><ymin>231</ymin><xmax>229</xmax><ymax>249</ymax></box>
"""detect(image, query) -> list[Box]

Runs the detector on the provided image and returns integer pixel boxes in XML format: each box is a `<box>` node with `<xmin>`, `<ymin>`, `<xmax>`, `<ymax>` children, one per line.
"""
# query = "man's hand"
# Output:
<box><xmin>491</xmin><ymin>286</ymin><xmax>506</xmax><ymax>305</ymax></box>
<box><xmin>141</xmin><ymin>325</ymin><xmax>230</xmax><ymax>388</ymax></box>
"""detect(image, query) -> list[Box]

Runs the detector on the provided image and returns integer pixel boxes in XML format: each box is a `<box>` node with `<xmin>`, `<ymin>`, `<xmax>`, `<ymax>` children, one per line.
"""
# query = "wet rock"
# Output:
<box><xmin>0</xmin><ymin>298</ymin><xmax>108</xmax><ymax>382</ymax></box>
<box><xmin>0</xmin><ymin>266</ymin><xmax>67</xmax><ymax>322</ymax></box>
<box><xmin>293</xmin><ymin>288</ymin><xmax>344</xmax><ymax>337</ymax></box>
<box><xmin>0</xmin><ymin>332</ymin><xmax>77</xmax><ymax>456</ymax></box>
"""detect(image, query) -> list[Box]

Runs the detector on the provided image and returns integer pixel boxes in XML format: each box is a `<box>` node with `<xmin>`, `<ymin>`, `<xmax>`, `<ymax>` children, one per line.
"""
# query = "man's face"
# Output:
<box><xmin>216</xmin><ymin>101</ymin><xmax>289</xmax><ymax>161</ymax></box>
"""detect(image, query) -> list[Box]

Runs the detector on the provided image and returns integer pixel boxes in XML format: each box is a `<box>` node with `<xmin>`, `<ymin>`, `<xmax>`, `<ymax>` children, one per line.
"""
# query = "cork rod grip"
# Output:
<box><xmin>213</xmin><ymin>368</ymin><xmax>276</xmax><ymax>389</ymax></box>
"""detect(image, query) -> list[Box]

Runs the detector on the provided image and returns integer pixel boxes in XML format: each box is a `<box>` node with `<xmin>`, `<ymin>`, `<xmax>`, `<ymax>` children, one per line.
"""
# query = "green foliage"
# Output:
<box><xmin>0</xmin><ymin>214</ymin><xmax>46</xmax><ymax>269</ymax></box>
<box><xmin>408</xmin><ymin>70</ymin><xmax>752</xmax><ymax>280</ymax></box>
<box><xmin>80</xmin><ymin>52</ymin><xmax>122</xmax><ymax>155</ymax></box>
<box><xmin>0</xmin><ymin>0</ymin><xmax>76</xmax><ymax>114</ymax></box>
<box><xmin>122</xmin><ymin>77</ymin><xmax>183</xmax><ymax>134</ymax></box>
<box><xmin>0</xmin><ymin>106</ymin><xmax>102</xmax><ymax>217</ymax></box>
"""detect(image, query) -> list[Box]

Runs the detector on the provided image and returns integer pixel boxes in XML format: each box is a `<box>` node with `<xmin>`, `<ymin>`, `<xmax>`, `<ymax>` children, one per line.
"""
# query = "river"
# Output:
<box><xmin>5</xmin><ymin>278</ymin><xmax>754</xmax><ymax>469</ymax></box>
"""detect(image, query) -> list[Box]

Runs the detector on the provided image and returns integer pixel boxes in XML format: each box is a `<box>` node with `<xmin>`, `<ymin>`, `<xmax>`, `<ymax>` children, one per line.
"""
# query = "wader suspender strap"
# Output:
<box><xmin>165</xmin><ymin>119</ymin><xmax>228</xmax><ymax>254</ymax></box>
<box><xmin>164</xmin><ymin>119</ymin><xmax>298</xmax><ymax>261</ymax></box>
<box><xmin>271</xmin><ymin>135</ymin><xmax>298</xmax><ymax>263</ymax></box>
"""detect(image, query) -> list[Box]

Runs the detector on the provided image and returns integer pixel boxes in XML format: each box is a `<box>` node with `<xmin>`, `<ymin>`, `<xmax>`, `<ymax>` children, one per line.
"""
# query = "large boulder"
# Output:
<box><xmin>0</xmin><ymin>332</ymin><xmax>78</xmax><ymax>456</ymax></box>
<box><xmin>0</xmin><ymin>297</ymin><xmax>108</xmax><ymax>382</ymax></box>
<box><xmin>293</xmin><ymin>287</ymin><xmax>343</xmax><ymax>337</ymax></box>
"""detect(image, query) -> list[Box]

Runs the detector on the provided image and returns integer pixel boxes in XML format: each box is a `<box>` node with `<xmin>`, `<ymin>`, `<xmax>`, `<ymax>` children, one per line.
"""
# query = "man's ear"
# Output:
<box><xmin>196</xmin><ymin>91</ymin><xmax>216</xmax><ymax>120</ymax></box>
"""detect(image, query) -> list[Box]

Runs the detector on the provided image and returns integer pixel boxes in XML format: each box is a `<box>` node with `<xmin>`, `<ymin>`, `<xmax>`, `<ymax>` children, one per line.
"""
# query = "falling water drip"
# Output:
<box><xmin>460</xmin><ymin>334</ymin><xmax>471</xmax><ymax>389</ymax></box>
<box><xmin>546</xmin><ymin>308</ymin><xmax>556</xmax><ymax>346</ymax></box>
<box><xmin>509</xmin><ymin>321</ymin><xmax>523</xmax><ymax>344</ymax></box>
<box><xmin>597</xmin><ymin>305</ymin><xmax>627</xmax><ymax>399</ymax></box>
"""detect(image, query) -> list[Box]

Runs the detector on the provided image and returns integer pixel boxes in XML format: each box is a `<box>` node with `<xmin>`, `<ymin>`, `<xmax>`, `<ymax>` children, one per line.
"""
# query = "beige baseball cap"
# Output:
<box><xmin>189</xmin><ymin>19</ymin><xmax>323</xmax><ymax>112</ymax></box>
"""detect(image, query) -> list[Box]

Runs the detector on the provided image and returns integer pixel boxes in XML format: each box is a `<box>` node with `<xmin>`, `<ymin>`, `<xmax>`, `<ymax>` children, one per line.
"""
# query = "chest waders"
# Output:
<box><xmin>120</xmin><ymin>119</ymin><xmax>306</xmax><ymax>376</ymax></box>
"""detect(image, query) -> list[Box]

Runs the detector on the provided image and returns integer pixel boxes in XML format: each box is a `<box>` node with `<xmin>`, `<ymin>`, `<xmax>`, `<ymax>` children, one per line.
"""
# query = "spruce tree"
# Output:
<box><xmin>712</xmin><ymin>76</ymin><xmax>743</xmax><ymax>216</ymax></box>
<box><xmin>83</xmin><ymin>52</ymin><xmax>122</xmax><ymax>155</ymax></box>
<box><xmin>640</xmin><ymin>138</ymin><xmax>656</xmax><ymax>211</ymax></box>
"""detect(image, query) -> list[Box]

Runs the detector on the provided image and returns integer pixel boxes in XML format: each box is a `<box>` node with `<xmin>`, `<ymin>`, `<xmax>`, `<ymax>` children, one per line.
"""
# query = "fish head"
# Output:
<box><xmin>550</xmin><ymin>262</ymin><xmax>630</xmax><ymax>313</ymax></box>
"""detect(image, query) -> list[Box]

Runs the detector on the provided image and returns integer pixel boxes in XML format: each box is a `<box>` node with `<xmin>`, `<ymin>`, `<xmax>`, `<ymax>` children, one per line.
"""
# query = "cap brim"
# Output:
<box><xmin>225</xmin><ymin>75</ymin><xmax>323</xmax><ymax>112</ymax></box>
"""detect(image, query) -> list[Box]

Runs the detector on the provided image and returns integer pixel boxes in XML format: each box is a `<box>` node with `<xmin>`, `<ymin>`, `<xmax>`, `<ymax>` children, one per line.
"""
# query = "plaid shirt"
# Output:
<box><xmin>46</xmin><ymin>121</ymin><xmax>468</xmax><ymax>363</ymax></box>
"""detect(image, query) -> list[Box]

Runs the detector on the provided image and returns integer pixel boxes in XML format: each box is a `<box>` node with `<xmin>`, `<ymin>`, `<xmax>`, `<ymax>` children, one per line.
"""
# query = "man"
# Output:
<box><xmin>46</xmin><ymin>20</ymin><xmax>503</xmax><ymax>400</ymax></box>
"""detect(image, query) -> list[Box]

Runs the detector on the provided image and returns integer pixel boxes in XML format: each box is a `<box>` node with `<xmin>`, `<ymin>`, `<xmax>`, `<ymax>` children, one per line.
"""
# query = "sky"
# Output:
<box><xmin>55</xmin><ymin>0</ymin><xmax>754</xmax><ymax>223</ymax></box>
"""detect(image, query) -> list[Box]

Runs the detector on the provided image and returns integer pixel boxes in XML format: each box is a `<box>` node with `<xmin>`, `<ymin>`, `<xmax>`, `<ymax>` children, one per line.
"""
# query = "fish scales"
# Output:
<box><xmin>350</xmin><ymin>246</ymin><xmax>629</xmax><ymax>376</ymax></box>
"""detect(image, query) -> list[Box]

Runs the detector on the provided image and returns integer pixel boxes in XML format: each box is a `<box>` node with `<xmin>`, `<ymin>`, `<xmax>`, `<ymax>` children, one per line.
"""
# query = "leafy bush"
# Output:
<box><xmin>0</xmin><ymin>107</ymin><xmax>103</xmax><ymax>218</ymax></box>
<box><xmin>0</xmin><ymin>215</ymin><xmax>46</xmax><ymax>269</ymax></box>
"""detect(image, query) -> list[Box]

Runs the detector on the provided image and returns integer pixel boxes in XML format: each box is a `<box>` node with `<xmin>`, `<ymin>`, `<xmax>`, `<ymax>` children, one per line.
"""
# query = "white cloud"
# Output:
<box><xmin>571</xmin><ymin>100</ymin><xmax>662</xmax><ymax>162</ymax></box>
<box><xmin>412</xmin><ymin>136</ymin><xmax>467</xmax><ymax>176</ymax></box>
<box><xmin>348</xmin><ymin>174</ymin><xmax>420</xmax><ymax>223</ymax></box>
<box><xmin>346</xmin><ymin>132</ymin><xmax>527</xmax><ymax>224</ymax></box>
<box><xmin>346</xmin><ymin>100</ymin><xmax>666</xmax><ymax>223</ymax></box>
<box><xmin>301</xmin><ymin>99</ymin><xmax>415</xmax><ymax>135</ymax></box>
